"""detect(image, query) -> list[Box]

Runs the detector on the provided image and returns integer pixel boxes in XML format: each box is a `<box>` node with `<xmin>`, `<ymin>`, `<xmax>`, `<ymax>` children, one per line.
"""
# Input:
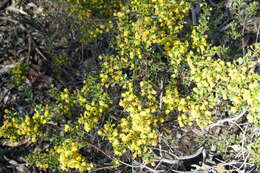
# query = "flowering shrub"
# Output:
<box><xmin>0</xmin><ymin>0</ymin><xmax>259</xmax><ymax>172</ymax></box>
<box><xmin>0</xmin><ymin>105</ymin><xmax>52</xmax><ymax>142</ymax></box>
<box><xmin>55</xmin><ymin>139</ymin><xmax>93</xmax><ymax>171</ymax></box>
<box><xmin>64</xmin><ymin>0</ymin><xmax>123</xmax><ymax>42</ymax></box>
<box><xmin>98</xmin><ymin>81</ymin><xmax>162</xmax><ymax>157</ymax></box>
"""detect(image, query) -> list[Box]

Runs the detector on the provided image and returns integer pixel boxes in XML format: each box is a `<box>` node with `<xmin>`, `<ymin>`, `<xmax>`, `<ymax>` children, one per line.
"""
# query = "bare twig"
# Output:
<box><xmin>203</xmin><ymin>109</ymin><xmax>248</xmax><ymax>133</ymax></box>
<box><xmin>162</xmin><ymin>135</ymin><xmax>178</xmax><ymax>154</ymax></box>
<box><xmin>0</xmin><ymin>57</ymin><xmax>25</xmax><ymax>75</ymax></box>
<box><xmin>256</xmin><ymin>23</ymin><xmax>260</xmax><ymax>43</ymax></box>
<box><xmin>241</xmin><ymin>124</ymin><xmax>249</xmax><ymax>161</ymax></box>
<box><xmin>158</xmin><ymin>134</ymin><xmax>162</xmax><ymax>157</ymax></box>
<box><xmin>155</xmin><ymin>147</ymin><xmax>205</xmax><ymax>161</ymax></box>
<box><xmin>133</xmin><ymin>161</ymin><xmax>165</xmax><ymax>173</ymax></box>
<box><xmin>28</xmin><ymin>34</ymin><xmax>32</xmax><ymax>59</ymax></box>
<box><xmin>242</xmin><ymin>18</ymin><xmax>247</xmax><ymax>56</ymax></box>
<box><xmin>86</xmin><ymin>142</ymin><xmax>140</xmax><ymax>168</ymax></box>
<box><xmin>87</xmin><ymin>142</ymin><xmax>165</xmax><ymax>172</ymax></box>
<box><xmin>191</xmin><ymin>4</ymin><xmax>196</xmax><ymax>25</ymax></box>
<box><xmin>153</xmin><ymin>147</ymin><xmax>206</xmax><ymax>171</ymax></box>
<box><xmin>91</xmin><ymin>166</ymin><xmax>115</xmax><ymax>172</ymax></box>
<box><xmin>171</xmin><ymin>169</ymin><xmax>207</xmax><ymax>173</ymax></box>
<box><xmin>159</xmin><ymin>79</ymin><xmax>163</xmax><ymax>110</ymax></box>
<box><xmin>150</xmin><ymin>147</ymin><xmax>179</xmax><ymax>160</ymax></box>
<box><xmin>0</xmin><ymin>16</ymin><xmax>18</xmax><ymax>24</ymax></box>
<box><xmin>208</xmin><ymin>0</ymin><xmax>217</xmax><ymax>7</ymax></box>
<box><xmin>35</xmin><ymin>48</ymin><xmax>48</xmax><ymax>61</ymax></box>
<box><xmin>0</xmin><ymin>64</ymin><xmax>17</xmax><ymax>75</ymax></box>
<box><xmin>216</xmin><ymin>160</ymin><xmax>255</xmax><ymax>172</ymax></box>
<box><xmin>6</xmin><ymin>0</ymin><xmax>29</xmax><ymax>16</ymax></box>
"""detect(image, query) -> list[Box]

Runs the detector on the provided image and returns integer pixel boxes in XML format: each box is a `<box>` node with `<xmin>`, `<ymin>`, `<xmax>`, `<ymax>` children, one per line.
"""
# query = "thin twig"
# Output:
<box><xmin>91</xmin><ymin>166</ymin><xmax>115</xmax><ymax>172</ymax></box>
<box><xmin>256</xmin><ymin>23</ymin><xmax>260</xmax><ymax>43</ymax></box>
<box><xmin>191</xmin><ymin>4</ymin><xmax>196</xmax><ymax>25</ymax></box>
<box><xmin>208</xmin><ymin>0</ymin><xmax>217</xmax><ymax>7</ymax></box>
<box><xmin>133</xmin><ymin>160</ymin><xmax>165</xmax><ymax>173</ymax></box>
<box><xmin>159</xmin><ymin>79</ymin><xmax>163</xmax><ymax>109</ymax></box>
<box><xmin>241</xmin><ymin>124</ymin><xmax>249</xmax><ymax>162</ymax></box>
<box><xmin>171</xmin><ymin>170</ymin><xmax>207</xmax><ymax>173</ymax></box>
<box><xmin>87</xmin><ymin>142</ymin><xmax>114</xmax><ymax>160</ymax></box>
<box><xmin>155</xmin><ymin>147</ymin><xmax>204</xmax><ymax>161</ymax></box>
<box><xmin>0</xmin><ymin>57</ymin><xmax>25</xmax><ymax>75</ymax></box>
<box><xmin>203</xmin><ymin>109</ymin><xmax>247</xmax><ymax>133</ymax></box>
<box><xmin>28</xmin><ymin>34</ymin><xmax>32</xmax><ymax>59</ymax></box>
<box><xmin>159</xmin><ymin>134</ymin><xmax>162</xmax><ymax>157</ymax></box>
<box><xmin>6</xmin><ymin>0</ymin><xmax>29</xmax><ymax>16</ymax></box>
<box><xmin>242</xmin><ymin>18</ymin><xmax>247</xmax><ymax>56</ymax></box>
<box><xmin>161</xmin><ymin>136</ymin><xmax>176</xmax><ymax>154</ymax></box>
<box><xmin>150</xmin><ymin>147</ymin><xmax>179</xmax><ymax>159</ymax></box>
<box><xmin>87</xmin><ymin>142</ymin><xmax>164</xmax><ymax>172</ymax></box>
<box><xmin>35</xmin><ymin>48</ymin><xmax>48</xmax><ymax>61</ymax></box>
<box><xmin>0</xmin><ymin>16</ymin><xmax>18</xmax><ymax>24</ymax></box>
<box><xmin>86</xmin><ymin>142</ymin><xmax>140</xmax><ymax>168</ymax></box>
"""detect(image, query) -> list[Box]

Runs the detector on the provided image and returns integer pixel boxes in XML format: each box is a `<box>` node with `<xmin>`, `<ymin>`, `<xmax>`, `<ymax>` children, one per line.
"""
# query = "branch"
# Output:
<box><xmin>133</xmin><ymin>161</ymin><xmax>165</xmax><ymax>173</ymax></box>
<box><xmin>155</xmin><ymin>147</ymin><xmax>205</xmax><ymax>162</ymax></box>
<box><xmin>86</xmin><ymin>142</ymin><xmax>140</xmax><ymax>168</ymax></box>
<box><xmin>0</xmin><ymin>58</ymin><xmax>25</xmax><ymax>75</ymax></box>
<box><xmin>203</xmin><ymin>109</ymin><xmax>248</xmax><ymax>133</ymax></box>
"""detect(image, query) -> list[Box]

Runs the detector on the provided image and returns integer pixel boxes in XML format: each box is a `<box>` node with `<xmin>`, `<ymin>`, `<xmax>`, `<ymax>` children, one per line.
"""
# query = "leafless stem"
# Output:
<box><xmin>35</xmin><ymin>48</ymin><xmax>48</xmax><ymax>61</ymax></box>
<box><xmin>256</xmin><ymin>23</ymin><xmax>260</xmax><ymax>43</ymax></box>
<box><xmin>0</xmin><ymin>57</ymin><xmax>25</xmax><ymax>75</ymax></box>
<box><xmin>86</xmin><ymin>142</ymin><xmax>140</xmax><ymax>168</ymax></box>
<box><xmin>150</xmin><ymin>147</ymin><xmax>179</xmax><ymax>159</ymax></box>
<box><xmin>203</xmin><ymin>109</ymin><xmax>247</xmax><ymax>133</ymax></box>
<box><xmin>133</xmin><ymin>160</ymin><xmax>165</xmax><ymax>173</ymax></box>
<box><xmin>92</xmin><ymin>166</ymin><xmax>115</xmax><ymax>172</ymax></box>
<box><xmin>242</xmin><ymin>18</ymin><xmax>247</xmax><ymax>56</ymax></box>
<box><xmin>6</xmin><ymin>0</ymin><xmax>29</xmax><ymax>16</ymax></box>
<box><xmin>192</xmin><ymin>4</ymin><xmax>196</xmax><ymax>25</ymax></box>
<box><xmin>159</xmin><ymin>79</ymin><xmax>163</xmax><ymax>110</ymax></box>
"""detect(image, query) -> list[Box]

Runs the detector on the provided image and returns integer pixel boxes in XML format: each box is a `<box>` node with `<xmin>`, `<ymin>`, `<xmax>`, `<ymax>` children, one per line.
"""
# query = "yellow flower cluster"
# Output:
<box><xmin>115</xmin><ymin>0</ymin><xmax>190</xmax><ymax>63</ymax></box>
<box><xmin>76</xmin><ymin>76</ymin><xmax>111</xmax><ymax>132</ymax></box>
<box><xmin>0</xmin><ymin>105</ymin><xmax>51</xmax><ymax>142</ymax></box>
<box><xmin>55</xmin><ymin>139</ymin><xmax>93</xmax><ymax>172</ymax></box>
<box><xmin>164</xmin><ymin>43</ymin><xmax>259</xmax><ymax>128</ymax></box>
<box><xmin>186</xmin><ymin>45</ymin><xmax>259</xmax><ymax>126</ymax></box>
<box><xmin>99</xmin><ymin>55</ymin><xmax>124</xmax><ymax>87</ymax></box>
<box><xmin>0</xmin><ymin>110</ymin><xmax>20</xmax><ymax>141</ymax></box>
<box><xmin>51</xmin><ymin>88</ymin><xmax>75</xmax><ymax>118</ymax></box>
<box><xmin>163</xmin><ymin>82</ymin><xmax>179</xmax><ymax>114</ymax></box>
<box><xmin>64</xmin><ymin>0</ymin><xmax>122</xmax><ymax>42</ymax></box>
<box><xmin>77</xmin><ymin>94</ymin><xmax>109</xmax><ymax>131</ymax></box>
<box><xmin>10</xmin><ymin>63</ymin><xmax>27</xmax><ymax>85</ymax></box>
<box><xmin>26</xmin><ymin>149</ymin><xmax>59</xmax><ymax>170</ymax></box>
<box><xmin>99</xmin><ymin>81</ymin><xmax>161</xmax><ymax>157</ymax></box>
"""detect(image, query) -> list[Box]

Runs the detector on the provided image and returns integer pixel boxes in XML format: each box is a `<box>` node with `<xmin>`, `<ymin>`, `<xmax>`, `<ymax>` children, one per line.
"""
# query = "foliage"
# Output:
<box><xmin>51</xmin><ymin>54</ymin><xmax>71</xmax><ymax>73</ymax></box>
<box><xmin>10</xmin><ymin>62</ymin><xmax>27</xmax><ymax>86</ymax></box>
<box><xmin>1</xmin><ymin>0</ymin><xmax>259</xmax><ymax>172</ymax></box>
<box><xmin>63</xmin><ymin>0</ymin><xmax>124</xmax><ymax>42</ymax></box>
<box><xmin>247</xmin><ymin>140</ymin><xmax>260</xmax><ymax>167</ymax></box>
<box><xmin>26</xmin><ymin>150</ymin><xmax>60</xmax><ymax>170</ymax></box>
<box><xmin>54</xmin><ymin>139</ymin><xmax>93</xmax><ymax>172</ymax></box>
<box><xmin>227</xmin><ymin>0</ymin><xmax>259</xmax><ymax>40</ymax></box>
